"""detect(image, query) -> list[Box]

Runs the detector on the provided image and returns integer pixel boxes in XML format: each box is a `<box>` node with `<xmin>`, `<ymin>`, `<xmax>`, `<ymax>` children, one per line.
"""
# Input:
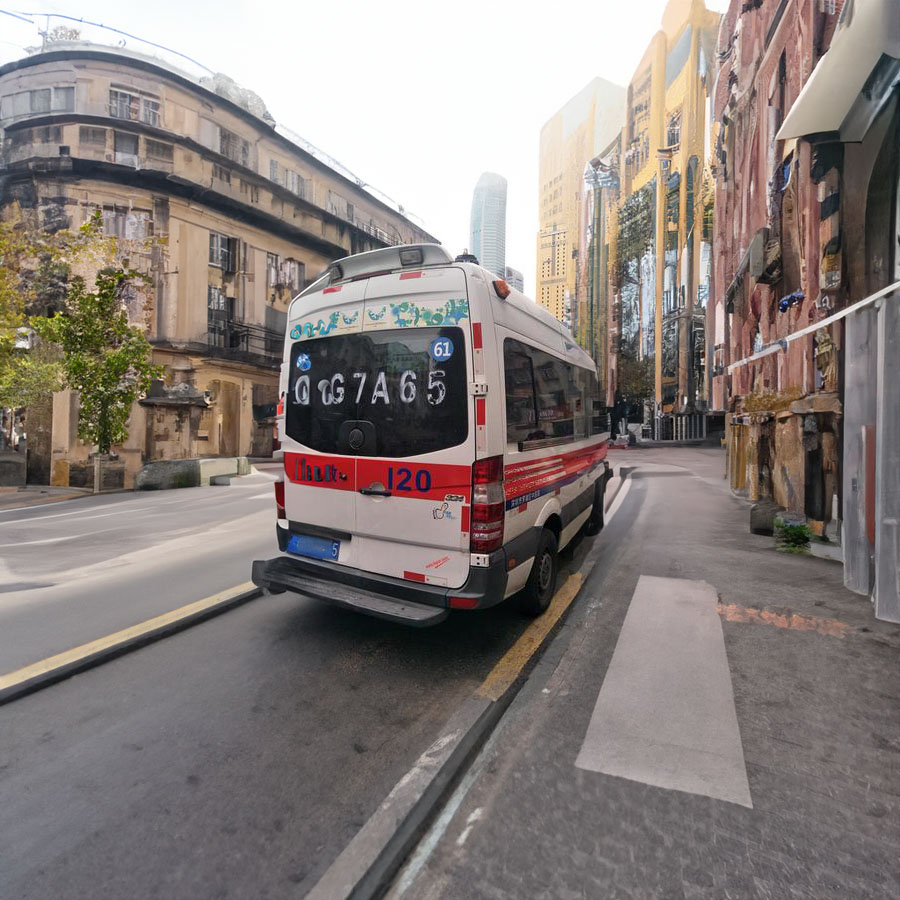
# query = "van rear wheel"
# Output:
<box><xmin>518</xmin><ymin>529</ymin><xmax>558</xmax><ymax>617</ymax></box>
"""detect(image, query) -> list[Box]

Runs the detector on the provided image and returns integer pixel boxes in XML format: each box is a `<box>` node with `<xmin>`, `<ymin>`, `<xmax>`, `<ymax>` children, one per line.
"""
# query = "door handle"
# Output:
<box><xmin>359</xmin><ymin>487</ymin><xmax>392</xmax><ymax>497</ymax></box>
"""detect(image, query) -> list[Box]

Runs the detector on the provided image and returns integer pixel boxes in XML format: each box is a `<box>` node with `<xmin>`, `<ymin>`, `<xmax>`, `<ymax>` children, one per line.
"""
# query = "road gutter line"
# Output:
<box><xmin>307</xmin><ymin>465</ymin><xmax>636</xmax><ymax>900</ymax></box>
<box><xmin>0</xmin><ymin>582</ymin><xmax>262</xmax><ymax>706</ymax></box>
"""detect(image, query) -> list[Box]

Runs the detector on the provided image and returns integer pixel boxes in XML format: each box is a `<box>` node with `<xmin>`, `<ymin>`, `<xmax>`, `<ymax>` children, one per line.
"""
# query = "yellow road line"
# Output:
<box><xmin>0</xmin><ymin>581</ymin><xmax>258</xmax><ymax>696</ymax></box>
<box><xmin>476</xmin><ymin>573</ymin><xmax>583</xmax><ymax>702</ymax></box>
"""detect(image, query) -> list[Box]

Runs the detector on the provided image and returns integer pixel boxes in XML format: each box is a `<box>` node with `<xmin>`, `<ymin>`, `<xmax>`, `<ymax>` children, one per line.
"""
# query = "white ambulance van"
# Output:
<box><xmin>252</xmin><ymin>244</ymin><xmax>611</xmax><ymax>626</ymax></box>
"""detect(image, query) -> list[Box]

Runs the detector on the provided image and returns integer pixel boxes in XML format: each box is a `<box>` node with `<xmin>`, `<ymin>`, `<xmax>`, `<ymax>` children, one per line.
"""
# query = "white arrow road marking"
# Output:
<box><xmin>576</xmin><ymin>575</ymin><xmax>752</xmax><ymax>807</ymax></box>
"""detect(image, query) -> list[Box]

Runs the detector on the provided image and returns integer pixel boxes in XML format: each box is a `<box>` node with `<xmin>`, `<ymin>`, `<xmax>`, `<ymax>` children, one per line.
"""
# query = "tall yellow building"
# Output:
<box><xmin>612</xmin><ymin>0</ymin><xmax>719</xmax><ymax>410</ymax></box>
<box><xmin>537</xmin><ymin>78</ymin><xmax>624</xmax><ymax>326</ymax></box>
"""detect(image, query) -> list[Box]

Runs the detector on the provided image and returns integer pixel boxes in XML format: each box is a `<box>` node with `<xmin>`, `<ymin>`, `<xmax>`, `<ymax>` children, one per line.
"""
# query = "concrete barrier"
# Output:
<box><xmin>134</xmin><ymin>457</ymin><xmax>249</xmax><ymax>490</ymax></box>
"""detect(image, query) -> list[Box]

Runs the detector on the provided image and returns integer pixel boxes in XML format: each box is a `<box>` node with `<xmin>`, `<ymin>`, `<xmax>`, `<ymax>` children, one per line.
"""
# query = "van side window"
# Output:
<box><xmin>533</xmin><ymin>353</ymin><xmax>575</xmax><ymax>440</ymax></box>
<box><xmin>504</xmin><ymin>339</ymin><xmax>592</xmax><ymax>446</ymax></box>
<box><xmin>504</xmin><ymin>341</ymin><xmax>539</xmax><ymax>444</ymax></box>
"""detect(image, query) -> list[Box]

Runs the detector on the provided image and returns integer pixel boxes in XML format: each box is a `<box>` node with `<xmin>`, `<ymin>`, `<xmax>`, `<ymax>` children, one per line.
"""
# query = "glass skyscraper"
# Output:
<box><xmin>469</xmin><ymin>172</ymin><xmax>507</xmax><ymax>278</ymax></box>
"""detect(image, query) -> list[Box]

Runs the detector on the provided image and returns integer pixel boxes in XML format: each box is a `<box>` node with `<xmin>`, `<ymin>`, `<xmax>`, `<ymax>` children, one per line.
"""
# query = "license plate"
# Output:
<box><xmin>287</xmin><ymin>534</ymin><xmax>340</xmax><ymax>561</ymax></box>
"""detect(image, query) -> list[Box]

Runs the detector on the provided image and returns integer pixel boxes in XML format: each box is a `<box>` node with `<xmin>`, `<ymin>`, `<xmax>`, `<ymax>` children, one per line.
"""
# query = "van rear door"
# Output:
<box><xmin>284</xmin><ymin>267</ymin><xmax>475</xmax><ymax>588</ymax></box>
<box><xmin>354</xmin><ymin>268</ymin><xmax>474</xmax><ymax>588</ymax></box>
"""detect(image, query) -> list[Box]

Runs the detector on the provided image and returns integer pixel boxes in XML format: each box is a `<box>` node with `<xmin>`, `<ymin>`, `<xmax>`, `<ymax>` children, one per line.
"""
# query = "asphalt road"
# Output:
<box><xmin>0</xmin><ymin>541</ymin><xmax>551</xmax><ymax>900</ymax></box>
<box><xmin>0</xmin><ymin>468</ymin><xmax>282</xmax><ymax>671</ymax></box>
<box><xmin>2</xmin><ymin>460</ymin><xmax>604</xmax><ymax>899</ymax></box>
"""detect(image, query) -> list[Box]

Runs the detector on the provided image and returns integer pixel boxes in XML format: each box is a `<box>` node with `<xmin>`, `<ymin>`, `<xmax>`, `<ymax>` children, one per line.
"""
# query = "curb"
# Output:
<box><xmin>0</xmin><ymin>583</ymin><xmax>262</xmax><ymax>706</ymax></box>
<box><xmin>307</xmin><ymin>468</ymin><xmax>637</xmax><ymax>900</ymax></box>
<box><xmin>306</xmin><ymin>636</ymin><xmax>566</xmax><ymax>900</ymax></box>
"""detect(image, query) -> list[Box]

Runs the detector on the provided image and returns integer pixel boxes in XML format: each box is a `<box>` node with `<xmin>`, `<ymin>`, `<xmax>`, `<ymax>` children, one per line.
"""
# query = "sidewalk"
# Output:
<box><xmin>394</xmin><ymin>449</ymin><xmax>900</xmax><ymax>899</ymax></box>
<box><xmin>0</xmin><ymin>485</ymin><xmax>91</xmax><ymax>511</ymax></box>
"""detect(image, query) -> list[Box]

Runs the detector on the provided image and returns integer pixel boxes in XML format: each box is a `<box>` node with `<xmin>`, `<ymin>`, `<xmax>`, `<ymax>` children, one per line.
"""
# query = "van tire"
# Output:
<box><xmin>582</xmin><ymin>483</ymin><xmax>605</xmax><ymax>536</ymax></box>
<box><xmin>519</xmin><ymin>529</ymin><xmax>558</xmax><ymax>617</ymax></box>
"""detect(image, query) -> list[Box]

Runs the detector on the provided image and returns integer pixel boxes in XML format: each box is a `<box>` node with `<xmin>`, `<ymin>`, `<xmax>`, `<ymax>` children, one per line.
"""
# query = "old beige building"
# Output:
<box><xmin>0</xmin><ymin>42</ymin><xmax>436</xmax><ymax>486</ymax></box>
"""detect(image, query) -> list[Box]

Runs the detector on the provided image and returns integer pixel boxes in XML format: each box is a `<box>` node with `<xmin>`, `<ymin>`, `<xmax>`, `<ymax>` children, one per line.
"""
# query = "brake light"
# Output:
<box><xmin>273</xmin><ymin>395</ymin><xmax>284</xmax><ymax>450</ymax></box>
<box><xmin>470</xmin><ymin>455</ymin><xmax>504</xmax><ymax>554</ymax></box>
<box><xmin>274</xmin><ymin>479</ymin><xmax>286</xmax><ymax>519</ymax></box>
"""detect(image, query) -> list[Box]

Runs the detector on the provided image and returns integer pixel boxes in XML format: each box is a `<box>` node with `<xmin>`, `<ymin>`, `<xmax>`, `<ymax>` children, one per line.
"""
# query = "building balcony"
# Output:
<box><xmin>205</xmin><ymin>321</ymin><xmax>284</xmax><ymax>369</ymax></box>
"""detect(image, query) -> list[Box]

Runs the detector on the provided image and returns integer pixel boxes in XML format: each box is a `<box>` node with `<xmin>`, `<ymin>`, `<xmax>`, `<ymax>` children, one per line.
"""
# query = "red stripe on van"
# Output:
<box><xmin>356</xmin><ymin>460</ymin><xmax>470</xmax><ymax>503</ymax></box>
<box><xmin>403</xmin><ymin>571</ymin><xmax>426</xmax><ymax>582</ymax></box>
<box><xmin>460</xmin><ymin>505</ymin><xmax>470</xmax><ymax>533</ymax></box>
<box><xmin>323</xmin><ymin>286</ymin><xmax>342</xmax><ymax>294</ymax></box>
<box><xmin>504</xmin><ymin>440</ymin><xmax>607</xmax><ymax>504</ymax></box>
<box><xmin>399</xmin><ymin>271</ymin><xmax>423</xmax><ymax>280</ymax></box>
<box><xmin>472</xmin><ymin>322</ymin><xmax>483</xmax><ymax>349</ymax></box>
<box><xmin>475</xmin><ymin>397</ymin><xmax>486</xmax><ymax>426</ymax></box>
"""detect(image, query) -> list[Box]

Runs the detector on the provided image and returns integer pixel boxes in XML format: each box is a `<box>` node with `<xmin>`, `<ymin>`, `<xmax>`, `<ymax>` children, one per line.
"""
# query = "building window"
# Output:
<box><xmin>141</xmin><ymin>98</ymin><xmax>160</xmax><ymax>127</ymax></box>
<box><xmin>29</xmin><ymin>88</ymin><xmax>50</xmax><ymax>113</ymax></box>
<box><xmin>208</xmin><ymin>285</ymin><xmax>228</xmax><ymax>348</ymax></box>
<box><xmin>666</xmin><ymin>110</ymin><xmax>681</xmax><ymax>148</ymax></box>
<box><xmin>209</xmin><ymin>232</ymin><xmax>237</xmax><ymax>272</ymax></box>
<box><xmin>267</xmin><ymin>253</ymin><xmax>306</xmax><ymax>291</ymax></box>
<box><xmin>285</xmin><ymin>169</ymin><xmax>308</xmax><ymax>199</ymax></box>
<box><xmin>51</xmin><ymin>86</ymin><xmax>74</xmax><ymax>111</ymax></box>
<box><xmin>269</xmin><ymin>160</ymin><xmax>280</xmax><ymax>184</ymax></box>
<box><xmin>284</xmin><ymin>259</ymin><xmax>305</xmax><ymax>292</ymax></box>
<box><xmin>219</xmin><ymin>128</ymin><xmax>249</xmax><ymax>167</ymax></box>
<box><xmin>79</xmin><ymin>126</ymin><xmax>107</xmax><ymax>146</ymax></box>
<box><xmin>109</xmin><ymin>89</ymin><xmax>138</xmax><ymax>120</ymax></box>
<box><xmin>266</xmin><ymin>252</ymin><xmax>280</xmax><ymax>287</ymax></box>
<box><xmin>0</xmin><ymin>86</ymin><xmax>74</xmax><ymax>119</ymax></box>
<box><xmin>102</xmin><ymin>206</ymin><xmax>152</xmax><ymax>239</ymax></box>
<box><xmin>239</xmin><ymin>179</ymin><xmax>259</xmax><ymax>202</ymax></box>
<box><xmin>212</xmin><ymin>163</ymin><xmax>231</xmax><ymax>184</ymax></box>
<box><xmin>113</xmin><ymin>131</ymin><xmax>139</xmax><ymax>166</ymax></box>
<box><xmin>145</xmin><ymin>138</ymin><xmax>173</xmax><ymax>161</ymax></box>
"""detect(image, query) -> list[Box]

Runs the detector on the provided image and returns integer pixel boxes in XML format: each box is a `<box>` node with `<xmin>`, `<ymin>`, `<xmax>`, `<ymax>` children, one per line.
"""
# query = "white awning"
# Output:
<box><xmin>776</xmin><ymin>0</ymin><xmax>900</xmax><ymax>142</ymax></box>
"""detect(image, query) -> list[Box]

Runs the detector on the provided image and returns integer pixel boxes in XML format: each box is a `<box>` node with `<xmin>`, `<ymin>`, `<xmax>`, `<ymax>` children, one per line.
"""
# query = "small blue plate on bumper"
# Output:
<box><xmin>286</xmin><ymin>534</ymin><xmax>340</xmax><ymax>561</ymax></box>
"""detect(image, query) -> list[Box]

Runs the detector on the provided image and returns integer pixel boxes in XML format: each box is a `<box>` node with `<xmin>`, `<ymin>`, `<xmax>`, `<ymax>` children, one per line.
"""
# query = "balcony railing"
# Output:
<box><xmin>206</xmin><ymin>321</ymin><xmax>283</xmax><ymax>367</ymax></box>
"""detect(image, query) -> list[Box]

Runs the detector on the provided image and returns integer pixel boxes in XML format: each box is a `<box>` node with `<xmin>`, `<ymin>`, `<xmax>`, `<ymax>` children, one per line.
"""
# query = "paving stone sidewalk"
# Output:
<box><xmin>395</xmin><ymin>449</ymin><xmax>900</xmax><ymax>900</ymax></box>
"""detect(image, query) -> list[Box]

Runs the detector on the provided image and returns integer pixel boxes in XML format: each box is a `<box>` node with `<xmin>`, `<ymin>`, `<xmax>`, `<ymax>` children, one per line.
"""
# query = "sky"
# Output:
<box><xmin>1</xmin><ymin>1</ymin><xmax>728</xmax><ymax>296</ymax></box>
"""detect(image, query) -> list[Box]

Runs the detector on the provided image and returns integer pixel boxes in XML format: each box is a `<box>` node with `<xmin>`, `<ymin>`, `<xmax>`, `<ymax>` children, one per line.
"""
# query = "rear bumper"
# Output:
<box><xmin>252</xmin><ymin>528</ymin><xmax>508</xmax><ymax>626</ymax></box>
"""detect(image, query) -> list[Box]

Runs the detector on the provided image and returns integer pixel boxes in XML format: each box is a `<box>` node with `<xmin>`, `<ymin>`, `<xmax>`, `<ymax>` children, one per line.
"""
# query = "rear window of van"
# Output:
<box><xmin>286</xmin><ymin>326</ymin><xmax>468</xmax><ymax>458</ymax></box>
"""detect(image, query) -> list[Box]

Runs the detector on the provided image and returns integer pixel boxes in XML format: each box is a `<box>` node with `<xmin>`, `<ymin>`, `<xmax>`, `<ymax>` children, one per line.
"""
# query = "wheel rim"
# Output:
<box><xmin>538</xmin><ymin>551</ymin><xmax>553</xmax><ymax>594</ymax></box>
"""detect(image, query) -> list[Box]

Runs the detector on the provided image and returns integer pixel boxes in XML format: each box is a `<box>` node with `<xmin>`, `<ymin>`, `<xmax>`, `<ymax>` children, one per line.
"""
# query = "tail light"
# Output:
<box><xmin>274</xmin><ymin>479</ymin><xmax>286</xmax><ymax>519</ymax></box>
<box><xmin>470</xmin><ymin>455</ymin><xmax>504</xmax><ymax>554</ymax></box>
<box><xmin>273</xmin><ymin>395</ymin><xmax>284</xmax><ymax>451</ymax></box>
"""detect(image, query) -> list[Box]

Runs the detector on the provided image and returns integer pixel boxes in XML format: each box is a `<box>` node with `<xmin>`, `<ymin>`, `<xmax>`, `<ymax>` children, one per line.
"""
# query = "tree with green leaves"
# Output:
<box><xmin>617</xmin><ymin>353</ymin><xmax>654</xmax><ymax>406</ymax></box>
<box><xmin>33</xmin><ymin>268</ymin><xmax>163</xmax><ymax>455</ymax></box>
<box><xmin>0</xmin><ymin>211</ymin><xmax>115</xmax><ymax>404</ymax></box>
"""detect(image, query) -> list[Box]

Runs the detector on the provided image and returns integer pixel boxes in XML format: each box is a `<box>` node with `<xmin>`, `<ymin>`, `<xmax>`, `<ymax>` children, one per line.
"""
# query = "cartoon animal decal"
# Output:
<box><xmin>290</xmin><ymin>311</ymin><xmax>340</xmax><ymax>340</ymax></box>
<box><xmin>291</xmin><ymin>298</ymin><xmax>470</xmax><ymax>339</ymax></box>
<box><xmin>388</xmin><ymin>298</ymin><xmax>469</xmax><ymax>329</ymax></box>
